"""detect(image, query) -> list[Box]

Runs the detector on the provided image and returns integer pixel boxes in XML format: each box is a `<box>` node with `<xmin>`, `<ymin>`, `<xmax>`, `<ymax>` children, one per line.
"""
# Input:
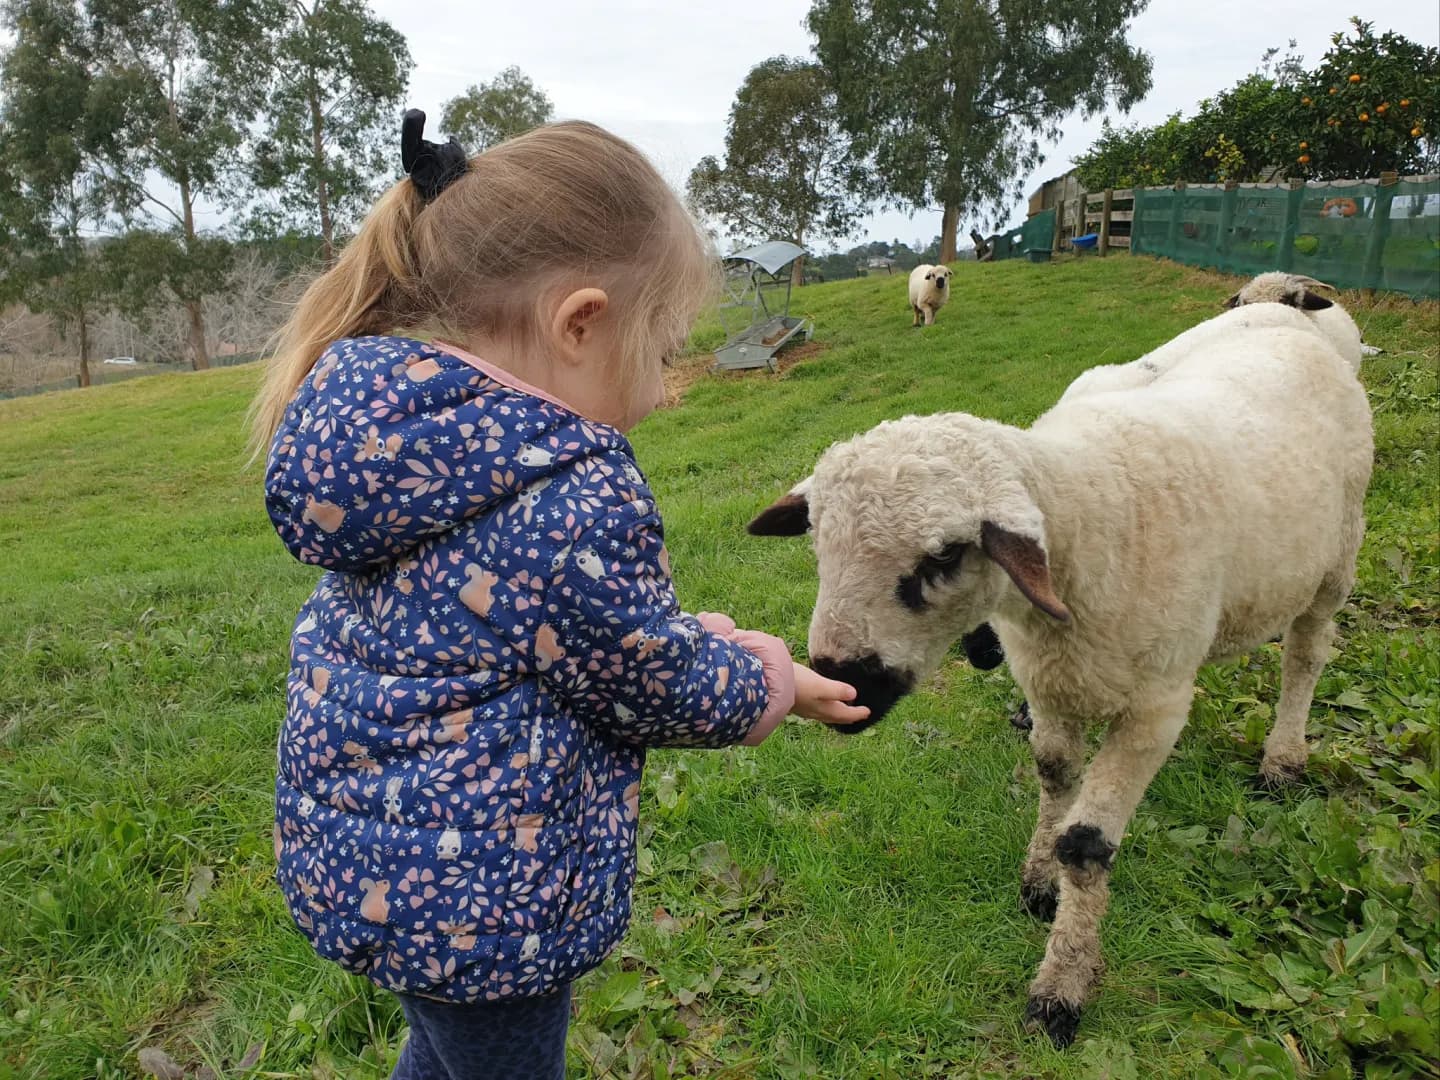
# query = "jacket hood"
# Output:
<box><xmin>265</xmin><ymin>336</ymin><xmax>624</xmax><ymax>572</ymax></box>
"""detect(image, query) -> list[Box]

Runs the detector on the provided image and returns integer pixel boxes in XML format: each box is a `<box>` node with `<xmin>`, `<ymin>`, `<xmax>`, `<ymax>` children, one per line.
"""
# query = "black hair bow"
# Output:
<box><xmin>401</xmin><ymin>109</ymin><xmax>468</xmax><ymax>203</ymax></box>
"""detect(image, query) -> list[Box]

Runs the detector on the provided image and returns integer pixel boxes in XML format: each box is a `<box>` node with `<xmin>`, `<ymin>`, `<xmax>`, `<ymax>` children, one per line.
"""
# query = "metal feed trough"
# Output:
<box><xmin>713</xmin><ymin>240</ymin><xmax>814</xmax><ymax>371</ymax></box>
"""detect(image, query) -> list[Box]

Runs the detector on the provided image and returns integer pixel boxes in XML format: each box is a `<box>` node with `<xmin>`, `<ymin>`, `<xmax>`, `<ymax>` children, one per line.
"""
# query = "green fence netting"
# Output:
<box><xmin>1131</xmin><ymin>177</ymin><xmax>1440</xmax><ymax>298</ymax></box>
<box><xmin>1020</xmin><ymin>209</ymin><xmax>1056</xmax><ymax>255</ymax></box>
<box><xmin>988</xmin><ymin>208</ymin><xmax>1055</xmax><ymax>261</ymax></box>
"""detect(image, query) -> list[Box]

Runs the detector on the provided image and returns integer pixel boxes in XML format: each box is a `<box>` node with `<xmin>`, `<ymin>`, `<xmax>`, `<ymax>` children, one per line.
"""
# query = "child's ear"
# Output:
<box><xmin>552</xmin><ymin>288</ymin><xmax>610</xmax><ymax>359</ymax></box>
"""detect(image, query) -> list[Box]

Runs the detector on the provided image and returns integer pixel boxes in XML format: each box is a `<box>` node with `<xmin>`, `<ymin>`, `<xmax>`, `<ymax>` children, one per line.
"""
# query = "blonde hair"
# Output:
<box><xmin>249</xmin><ymin>121</ymin><xmax>715</xmax><ymax>459</ymax></box>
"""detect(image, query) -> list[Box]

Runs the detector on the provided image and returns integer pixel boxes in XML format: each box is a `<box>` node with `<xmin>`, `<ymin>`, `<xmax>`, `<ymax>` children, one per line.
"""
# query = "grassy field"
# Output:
<box><xmin>1</xmin><ymin>255</ymin><xmax>1435</xmax><ymax>1079</ymax></box>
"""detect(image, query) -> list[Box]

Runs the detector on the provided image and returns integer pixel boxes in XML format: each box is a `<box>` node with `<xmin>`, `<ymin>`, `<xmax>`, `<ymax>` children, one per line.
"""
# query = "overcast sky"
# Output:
<box><xmin>378</xmin><ymin>0</ymin><xmax>1438</xmax><ymax>251</ymax></box>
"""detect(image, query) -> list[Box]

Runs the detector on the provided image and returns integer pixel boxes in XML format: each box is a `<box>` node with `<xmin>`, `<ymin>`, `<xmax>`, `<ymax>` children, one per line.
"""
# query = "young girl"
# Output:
<box><xmin>252</xmin><ymin>113</ymin><xmax>866</xmax><ymax>1080</ymax></box>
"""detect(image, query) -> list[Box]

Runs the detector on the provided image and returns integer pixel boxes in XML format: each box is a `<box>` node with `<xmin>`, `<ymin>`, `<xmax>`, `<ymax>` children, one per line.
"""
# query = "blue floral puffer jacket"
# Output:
<box><xmin>266</xmin><ymin>336</ymin><xmax>776</xmax><ymax>1003</ymax></box>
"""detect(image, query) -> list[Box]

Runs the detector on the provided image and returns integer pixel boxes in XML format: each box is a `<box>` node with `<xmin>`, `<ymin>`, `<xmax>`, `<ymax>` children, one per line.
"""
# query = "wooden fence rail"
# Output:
<box><xmin>1048</xmin><ymin>187</ymin><xmax>1137</xmax><ymax>255</ymax></box>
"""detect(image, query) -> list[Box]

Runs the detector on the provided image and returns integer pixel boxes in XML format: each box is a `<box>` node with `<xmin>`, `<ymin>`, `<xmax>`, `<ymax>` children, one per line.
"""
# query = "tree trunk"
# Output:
<box><xmin>184</xmin><ymin>300</ymin><xmax>208</xmax><ymax>372</ymax></box>
<box><xmin>178</xmin><ymin>175</ymin><xmax>210</xmax><ymax>371</ymax></box>
<box><xmin>939</xmin><ymin>204</ymin><xmax>959</xmax><ymax>263</ymax></box>
<box><xmin>77</xmin><ymin>307</ymin><xmax>92</xmax><ymax>388</ymax></box>
<box><xmin>787</xmin><ymin>222</ymin><xmax>808</xmax><ymax>287</ymax></box>
<box><xmin>789</xmin><ymin>255</ymin><xmax>806</xmax><ymax>288</ymax></box>
<box><xmin>308</xmin><ymin>82</ymin><xmax>334</xmax><ymax>264</ymax></box>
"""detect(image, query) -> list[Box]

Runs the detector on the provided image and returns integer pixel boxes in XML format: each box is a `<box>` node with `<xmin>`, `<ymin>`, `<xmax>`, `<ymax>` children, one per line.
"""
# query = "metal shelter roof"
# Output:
<box><xmin>722</xmin><ymin>240</ymin><xmax>808</xmax><ymax>275</ymax></box>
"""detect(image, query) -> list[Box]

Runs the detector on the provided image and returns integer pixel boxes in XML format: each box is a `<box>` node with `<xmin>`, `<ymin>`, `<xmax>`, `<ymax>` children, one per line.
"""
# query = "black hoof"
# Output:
<box><xmin>1025</xmin><ymin>995</ymin><xmax>1083</xmax><ymax>1048</ymax></box>
<box><xmin>1009</xmin><ymin>700</ymin><xmax>1033</xmax><ymax>733</ymax></box>
<box><xmin>1020</xmin><ymin>882</ymin><xmax>1058</xmax><ymax>921</ymax></box>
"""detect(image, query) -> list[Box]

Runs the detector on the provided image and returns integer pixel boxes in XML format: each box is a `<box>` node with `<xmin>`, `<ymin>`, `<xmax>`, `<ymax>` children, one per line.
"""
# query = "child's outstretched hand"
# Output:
<box><xmin>791</xmin><ymin>663</ymin><xmax>870</xmax><ymax>727</ymax></box>
<box><xmin>698</xmin><ymin>616</ymin><xmax>870</xmax><ymax>745</ymax></box>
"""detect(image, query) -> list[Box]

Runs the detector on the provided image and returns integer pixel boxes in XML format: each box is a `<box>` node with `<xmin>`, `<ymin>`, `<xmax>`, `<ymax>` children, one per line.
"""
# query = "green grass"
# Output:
<box><xmin>1</xmin><ymin>255</ymin><xmax>1436</xmax><ymax>1079</ymax></box>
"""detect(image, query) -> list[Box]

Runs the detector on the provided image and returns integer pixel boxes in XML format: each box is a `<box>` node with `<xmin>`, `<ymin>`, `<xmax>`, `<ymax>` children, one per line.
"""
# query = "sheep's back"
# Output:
<box><xmin>1030</xmin><ymin>327</ymin><xmax>1371</xmax><ymax>675</ymax></box>
<box><xmin>1055</xmin><ymin>303</ymin><xmax>1361</xmax><ymax>408</ymax></box>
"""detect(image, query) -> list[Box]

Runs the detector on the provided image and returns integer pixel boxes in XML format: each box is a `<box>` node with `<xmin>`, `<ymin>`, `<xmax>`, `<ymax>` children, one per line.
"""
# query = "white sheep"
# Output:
<box><xmin>1000</xmin><ymin>271</ymin><xmax>1368</xmax><ymax>731</ymax></box>
<box><xmin>1224</xmin><ymin>272</ymin><xmax>1362</xmax><ymax>368</ymax></box>
<box><xmin>748</xmin><ymin>310</ymin><xmax>1372</xmax><ymax>1047</ymax></box>
<box><xmin>908</xmin><ymin>264</ymin><xmax>952</xmax><ymax>327</ymax></box>
<box><xmin>1062</xmin><ymin>273</ymin><xmax>1362</xmax><ymax>405</ymax></box>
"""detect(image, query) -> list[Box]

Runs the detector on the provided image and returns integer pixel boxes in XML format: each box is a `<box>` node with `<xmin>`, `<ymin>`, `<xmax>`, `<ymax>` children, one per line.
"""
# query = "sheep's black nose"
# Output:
<box><xmin>809</xmin><ymin>654</ymin><xmax>915</xmax><ymax>733</ymax></box>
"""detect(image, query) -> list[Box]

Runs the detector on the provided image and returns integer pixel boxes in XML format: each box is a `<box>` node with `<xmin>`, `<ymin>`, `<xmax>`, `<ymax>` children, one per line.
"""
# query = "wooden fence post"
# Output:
<box><xmin>1278</xmin><ymin>178</ymin><xmax>1304</xmax><ymax>273</ymax></box>
<box><xmin>1166</xmin><ymin>181</ymin><xmax>1186</xmax><ymax>251</ymax></box>
<box><xmin>1216</xmin><ymin>180</ymin><xmax>1239</xmax><ymax>265</ymax></box>
<box><xmin>1361</xmin><ymin>171</ymin><xmax>1399</xmax><ymax>298</ymax></box>
<box><xmin>1099</xmin><ymin>188</ymin><xmax>1114</xmax><ymax>257</ymax></box>
<box><xmin>1051</xmin><ymin>197</ymin><xmax>1063</xmax><ymax>254</ymax></box>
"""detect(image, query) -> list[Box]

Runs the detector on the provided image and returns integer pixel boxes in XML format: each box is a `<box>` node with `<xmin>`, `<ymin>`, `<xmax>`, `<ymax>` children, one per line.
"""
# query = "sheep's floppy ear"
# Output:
<box><xmin>924</xmin><ymin>272</ymin><xmax>933</xmax><ymax>280</ymax></box>
<box><xmin>748</xmin><ymin>478</ymin><xmax>812</xmax><ymax>536</ymax></box>
<box><xmin>980</xmin><ymin>521</ymin><xmax>1071</xmax><ymax>623</ymax></box>
<box><xmin>1222</xmin><ymin>291</ymin><xmax>1242</xmax><ymax>310</ymax></box>
<box><xmin>1289</xmin><ymin>276</ymin><xmax>1337</xmax><ymax>310</ymax></box>
<box><xmin>1292</xmin><ymin>275</ymin><xmax>1338</xmax><ymax>294</ymax></box>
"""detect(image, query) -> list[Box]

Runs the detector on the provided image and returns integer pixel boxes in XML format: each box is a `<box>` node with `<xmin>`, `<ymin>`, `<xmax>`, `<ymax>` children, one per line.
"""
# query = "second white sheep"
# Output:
<box><xmin>908</xmin><ymin>264</ymin><xmax>952</xmax><ymax>326</ymax></box>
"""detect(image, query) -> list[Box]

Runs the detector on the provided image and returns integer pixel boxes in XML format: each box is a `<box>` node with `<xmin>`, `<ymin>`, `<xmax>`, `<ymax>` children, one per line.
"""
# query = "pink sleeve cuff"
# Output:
<box><xmin>731</xmin><ymin>630</ymin><xmax>796</xmax><ymax>730</ymax></box>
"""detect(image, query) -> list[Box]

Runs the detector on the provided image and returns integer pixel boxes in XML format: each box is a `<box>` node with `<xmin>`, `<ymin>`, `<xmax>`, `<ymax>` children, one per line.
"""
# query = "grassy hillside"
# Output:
<box><xmin>1</xmin><ymin>255</ymin><xmax>1435</xmax><ymax>1079</ymax></box>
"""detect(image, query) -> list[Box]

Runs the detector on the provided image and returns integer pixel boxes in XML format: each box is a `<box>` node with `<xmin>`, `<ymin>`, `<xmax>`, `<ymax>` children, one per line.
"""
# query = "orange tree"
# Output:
<box><xmin>1074</xmin><ymin>113</ymin><xmax>1201</xmax><ymax>189</ymax></box>
<box><xmin>1076</xmin><ymin>76</ymin><xmax>1296</xmax><ymax>189</ymax></box>
<box><xmin>1283</xmin><ymin>19</ymin><xmax>1437</xmax><ymax>179</ymax></box>
<box><xmin>1076</xmin><ymin>20</ymin><xmax>1438</xmax><ymax>189</ymax></box>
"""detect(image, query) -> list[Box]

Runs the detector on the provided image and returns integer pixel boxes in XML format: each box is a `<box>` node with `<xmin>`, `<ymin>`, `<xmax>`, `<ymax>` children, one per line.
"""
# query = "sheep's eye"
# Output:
<box><xmin>920</xmin><ymin>541</ymin><xmax>966</xmax><ymax>574</ymax></box>
<box><xmin>895</xmin><ymin>542</ymin><xmax>968</xmax><ymax>611</ymax></box>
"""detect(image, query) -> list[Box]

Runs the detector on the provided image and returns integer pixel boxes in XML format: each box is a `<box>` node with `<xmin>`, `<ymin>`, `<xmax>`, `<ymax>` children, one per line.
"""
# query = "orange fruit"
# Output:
<box><xmin>1360</xmin><ymin>113</ymin><xmax>1369</xmax><ymax>122</ymax></box>
<box><xmin>1329</xmin><ymin>87</ymin><xmax>1338</xmax><ymax>95</ymax></box>
<box><xmin>1348</xmin><ymin>73</ymin><xmax>1361</xmax><ymax>83</ymax></box>
<box><xmin>1298</xmin><ymin>154</ymin><xmax>1311</xmax><ymax>164</ymax></box>
<box><xmin>1302</xmin><ymin>96</ymin><xmax>1312</xmax><ymax>105</ymax></box>
<box><xmin>1400</xmin><ymin>99</ymin><xmax>1411</xmax><ymax>106</ymax></box>
<box><xmin>1299</xmin><ymin>141</ymin><xmax>1308</xmax><ymax>149</ymax></box>
<box><xmin>1414</xmin><ymin>127</ymin><xmax>1424</xmax><ymax>137</ymax></box>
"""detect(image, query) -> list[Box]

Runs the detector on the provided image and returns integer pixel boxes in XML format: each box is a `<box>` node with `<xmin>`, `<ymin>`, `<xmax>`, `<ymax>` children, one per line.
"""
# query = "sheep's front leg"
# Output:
<box><xmin>1260</xmin><ymin>610</ymin><xmax>1334</xmax><ymax>785</ymax></box>
<box><xmin>1025</xmin><ymin>693</ymin><xmax>1188</xmax><ymax>1048</ymax></box>
<box><xmin>923</xmin><ymin>305</ymin><xmax>936</xmax><ymax>326</ymax></box>
<box><xmin>1021</xmin><ymin>714</ymin><xmax>1083</xmax><ymax>920</ymax></box>
<box><xmin>912</xmin><ymin>305</ymin><xmax>923</xmax><ymax>327</ymax></box>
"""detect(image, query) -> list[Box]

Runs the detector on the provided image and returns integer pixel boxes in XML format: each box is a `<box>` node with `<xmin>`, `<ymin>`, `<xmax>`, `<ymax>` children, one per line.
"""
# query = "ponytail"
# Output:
<box><xmin>247</xmin><ymin>180</ymin><xmax>425</xmax><ymax>462</ymax></box>
<box><xmin>248</xmin><ymin>120</ymin><xmax>718</xmax><ymax>463</ymax></box>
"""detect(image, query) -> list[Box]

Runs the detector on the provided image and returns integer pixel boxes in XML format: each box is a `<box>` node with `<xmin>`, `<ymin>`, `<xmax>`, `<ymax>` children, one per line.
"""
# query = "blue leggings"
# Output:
<box><xmin>390</xmin><ymin>984</ymin><xmax>571</xmax><ymax>1080</ymax></box>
